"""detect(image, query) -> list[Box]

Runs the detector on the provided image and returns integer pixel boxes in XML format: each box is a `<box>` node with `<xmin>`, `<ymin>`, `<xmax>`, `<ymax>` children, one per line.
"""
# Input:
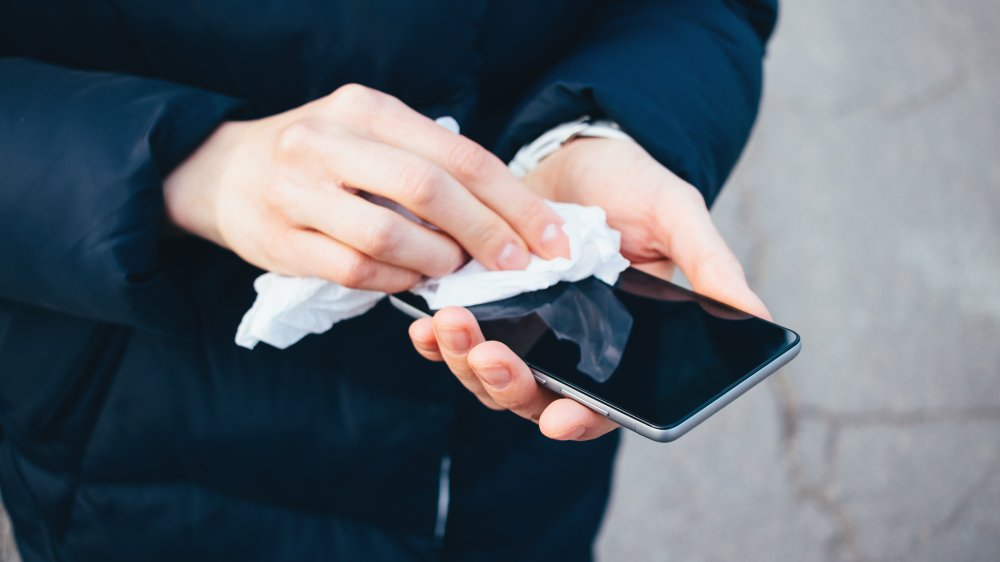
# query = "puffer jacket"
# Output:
<box><xmin>0</xmin><ymin>1</ymin><xmax>776</xmax><ymax>560</ymax></box>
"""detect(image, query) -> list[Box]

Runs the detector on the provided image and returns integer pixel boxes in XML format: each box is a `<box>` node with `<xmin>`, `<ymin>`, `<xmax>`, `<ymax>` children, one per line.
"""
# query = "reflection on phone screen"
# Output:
<box><xmin>403</xmin><ymin>269</ymin><xmax>796</xmax><ymax>429</ymax></box>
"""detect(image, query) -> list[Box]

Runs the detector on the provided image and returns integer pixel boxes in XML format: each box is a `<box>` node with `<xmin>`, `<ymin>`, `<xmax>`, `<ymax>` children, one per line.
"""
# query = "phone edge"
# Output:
<box><xmin>389</xmin><ymin>295</ymin><xmax>802</xmax><ymax>444</ymax></box>
<box><xmin>634</xmin><ymin>339</ymin><xmax>800</xmax><ymax>442</ymax></box>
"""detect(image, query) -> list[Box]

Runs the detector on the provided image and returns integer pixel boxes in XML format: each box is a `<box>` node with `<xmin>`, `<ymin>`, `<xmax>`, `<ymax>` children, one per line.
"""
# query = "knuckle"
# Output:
<box><xmin>519</xmin><ymin>197</ymin><xmax>551</xmax><ymax>228</ymax></box>
<box><xmin>390</xmin><ymin>271</ymin><xmax>422</xmax><ymax>292</ymax></box>
<box><xmin>381</xmin><ymin>271</ymin><xmax>421</xmax><ymax>293</ymax></box>
<box><xmin>275</xmin><ymin>121</ymin><xmax>315</xmax><ymax>158</ymax></box>
<box><xmin>498</xmin><ymin>394</ymin><xmax>531</xmax><ymax>412</ymax></box>
<box><xmin>423</xmin><ymin>239</ymin><xmax>466</xmax><ymax>278</ymax></box>
<box><xmin>360</xmin><ymin>215</ymin><xmax>400</xmax><ymax>257</ymax></box>
<box><xmin>447</xmin><ymin>139</ymin><xmax>492</xmax><ymax>181</ymax></box>
<box><xmin>333</xmin><ymin>251</ymin><xmax>374</xmax><ymax>289</ymax></box>
<box><xmin>442</xmin><ymin>245</ymin><xmax>467</xmax><ymax>275</ymax></box>
<box><xmin>470</xmin><ymin>218</ymin><xmax>511</xmax><ymax>252</ymax></box>
<box><xmin>328</xmin><ymin>83</ymin><xmax>381</xmax><ymax>110</ymax></box>
<box><xmin>327</xmin><ymin>84</ymin><xmax>400</xmax><ymax>134</ymax></box>
<box><xmin>397</xmin><ymin>162</ymin><xmax>442</xmax><ymax>207</ymax></box>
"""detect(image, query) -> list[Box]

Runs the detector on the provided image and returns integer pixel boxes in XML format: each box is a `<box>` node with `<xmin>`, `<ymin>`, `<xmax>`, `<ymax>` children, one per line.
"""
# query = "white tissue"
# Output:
<box><xmin>234</xmin><ymin>202</ymin><xmax>630</xmax><ymax>350</ymax></box>
<box><xmin>235</xmin><ymin>276</ymin><xmax>385</xmax><ymax>350</ymax></box>
<box><xmin>412</xmin><ymin>203</ymin><xmax>627</xmax><ymax>308</ymax></box>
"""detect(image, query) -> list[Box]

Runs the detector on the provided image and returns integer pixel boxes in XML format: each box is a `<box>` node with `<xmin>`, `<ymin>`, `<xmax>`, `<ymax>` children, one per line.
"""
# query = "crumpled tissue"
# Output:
<box><xmin>235</xmin><ymin>202</ymin><xmax>630</xmax><ymax>349</ymax></box>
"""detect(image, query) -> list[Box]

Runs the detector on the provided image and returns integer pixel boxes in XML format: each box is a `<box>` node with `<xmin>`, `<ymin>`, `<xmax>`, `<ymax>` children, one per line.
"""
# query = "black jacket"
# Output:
<box><xmin>0</xmin><ymin>1</ymin><xmax>776</xmax><ymax>560</ymax></box>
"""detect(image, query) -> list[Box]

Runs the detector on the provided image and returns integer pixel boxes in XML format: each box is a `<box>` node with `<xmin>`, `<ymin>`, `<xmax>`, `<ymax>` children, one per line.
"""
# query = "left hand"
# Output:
<box><xmin>409</xmin><ymin>138</ymin><xmax>770</xmax><ymax>441</ymax></box>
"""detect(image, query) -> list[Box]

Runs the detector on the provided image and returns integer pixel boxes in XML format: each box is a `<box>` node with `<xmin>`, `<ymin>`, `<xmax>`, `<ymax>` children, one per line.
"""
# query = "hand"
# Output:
<box><xmin>410</xmin><ymin>306</ymin><xmax>619</xmax><ymax>440</ymax></box>
<box><xmin>526</xmin><ymin>137</ymin><xmax>769</xmax><ymax>318</ymax></box>
<box><xmin>409</xmin><ymin>137</ymin><xmax>769</xmax><ymax>441</ymax></box>
<box><xmin>164</xmin><ymin>84</ymin><xmax>570</xmax><ymax>292</ymax></box>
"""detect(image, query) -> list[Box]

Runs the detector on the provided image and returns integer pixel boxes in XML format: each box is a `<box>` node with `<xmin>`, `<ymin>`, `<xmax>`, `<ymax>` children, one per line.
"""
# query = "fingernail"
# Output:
<box><xmin>541</xmin><ymin>222</ymin><xmax>570</xmax><ymax>259</ymax></box>
<box><xmin>565</xmin><ymin>427</ymin><xmax>587</xmax><ymax>440</ymax></box>
<box><xmin>439</xmin><ymin>327</ymin><xmax>470</xmax><ymax>352</ymax></box>
<box><xmin>476</xmin><ymin>364</ymin><xmax>511</xmax><ymax>389</ymax></box>
<box><xmin>497</xmin><ymin>241</ymin><xmax>530</xmax><ymax>270</ymax></box>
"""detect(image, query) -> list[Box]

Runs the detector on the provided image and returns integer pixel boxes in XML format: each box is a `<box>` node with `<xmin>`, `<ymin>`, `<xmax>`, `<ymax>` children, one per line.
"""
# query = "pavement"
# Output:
<box><xmin>2</xmin><ymin>1</ymin><xmax>999</xmax><ymax>561</ymax></box>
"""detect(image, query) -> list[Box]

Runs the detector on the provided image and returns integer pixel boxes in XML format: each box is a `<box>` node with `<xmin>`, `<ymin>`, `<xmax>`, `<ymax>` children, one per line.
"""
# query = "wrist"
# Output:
<box><xmin>528</xmin><ymin>136</ymin><xmax>639</xmax><ymax>199</ymax></box>
<box><xmin>163</xmin><ymin>120</ymin><xmax>247</xmax><ymax>246</ymax></box>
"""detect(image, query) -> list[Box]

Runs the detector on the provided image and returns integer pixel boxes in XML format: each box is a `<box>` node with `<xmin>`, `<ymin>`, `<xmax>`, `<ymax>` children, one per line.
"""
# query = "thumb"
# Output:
<box><xmin>656</xmin><ymin>191</ymin><xmax>771</xmax><ymax>320</ymax></box>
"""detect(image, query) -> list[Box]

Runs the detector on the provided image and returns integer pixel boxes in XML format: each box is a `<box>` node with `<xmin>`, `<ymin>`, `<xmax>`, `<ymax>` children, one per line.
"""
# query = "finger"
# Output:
<box><xmin>466</xmin><ymin>340</ymin><xmax>559</xmax><ymax>423</ymax></box>
<box><xmin>290</xmin><ymin>185</ymin><xmax>465</xmax><ymax>278</ymax></box>
<box><xmin>632</xmin><ymin>259</ymin><xmax>676</xmax><ymax>281</ymax></box>
<box><xmin>408</xmin><ymin>318</ymin><xmax>443</xmax><ymax>362</ymax></box>
<box><xmin>538</xmin><ymin>398</ymin><xmax>619</xmax><ymax>441</ymax></box>
<box><xmin>655</xmin><ymin>189</ymin><xmax>771</xmax><ymax>320</ymax></box>
<box><xmin>322</xmin><ymin>136</ymin><xmax>535</xmax><ymax>272</ymax></box>
<box><xmin>432</xmin><ymin>307</ymin><xmax>503</xmax><ymax>410</ymax></box>
<box><xmin>364</xmin><ymin>110</ymin><xmax>571</xmax><ymax>260</ymax></box>
<box><xmin>319</xmin><ymin>85</ymin><xmax>569</xmax><ymax>260</ymax></box>
<box><xmin>276</xmin><ymin>229</ymin><xmax>421</xmax><ymax>292</ymax></box>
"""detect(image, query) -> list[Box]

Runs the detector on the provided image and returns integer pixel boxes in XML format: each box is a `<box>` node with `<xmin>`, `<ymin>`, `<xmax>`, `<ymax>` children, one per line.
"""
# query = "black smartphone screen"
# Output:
<box><xmin>394</xmin><ymin>268</ymin><xmax>799</xmax><ymax>429</ymax></box>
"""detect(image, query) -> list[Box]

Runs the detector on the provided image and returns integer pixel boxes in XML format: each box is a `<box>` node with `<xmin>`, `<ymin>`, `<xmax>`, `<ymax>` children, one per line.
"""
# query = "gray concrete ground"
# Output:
<box><xmin>2</xmin><ymin>1</ymin><xmax>998</xmax><ymax>561</ymax></box>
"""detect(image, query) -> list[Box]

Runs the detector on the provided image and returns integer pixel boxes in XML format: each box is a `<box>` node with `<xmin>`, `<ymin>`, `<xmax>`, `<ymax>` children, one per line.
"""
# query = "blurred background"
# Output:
<box><xmin>2</xmin><ymin>0</ymin><xmax>998</xmax><ymax>560</ymax></box>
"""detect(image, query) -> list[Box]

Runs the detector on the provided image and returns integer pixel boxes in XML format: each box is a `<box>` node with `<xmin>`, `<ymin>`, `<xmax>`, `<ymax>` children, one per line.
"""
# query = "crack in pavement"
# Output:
<box><xmin>769</xmin><ymin>376</ymin><xmax>1000</xmax><ymax>562</ymax></box>
<box><xmin>881</xmin><ymin>66</ymin><xmax>969</xmax><ymax>121</ymax></box>
<box><xmin>771</xmin><ymin>373</ymin><xmax>864</xmax><ymax>562</ymax></box>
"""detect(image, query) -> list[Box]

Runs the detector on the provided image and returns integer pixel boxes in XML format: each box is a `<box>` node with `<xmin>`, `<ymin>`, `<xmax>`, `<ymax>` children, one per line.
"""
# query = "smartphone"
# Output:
<box><xmin>390</xmin><ymin>268</ymin><xmax>800</xmax><ymax>442</ymax></box>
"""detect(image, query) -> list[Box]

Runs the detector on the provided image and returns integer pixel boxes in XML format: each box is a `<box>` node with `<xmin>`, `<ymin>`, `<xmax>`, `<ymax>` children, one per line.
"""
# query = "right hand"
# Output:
<box><xmin>164</xmin><ymin>83</ymin><xmax>570</xmax><ymax>292</ymax></box>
